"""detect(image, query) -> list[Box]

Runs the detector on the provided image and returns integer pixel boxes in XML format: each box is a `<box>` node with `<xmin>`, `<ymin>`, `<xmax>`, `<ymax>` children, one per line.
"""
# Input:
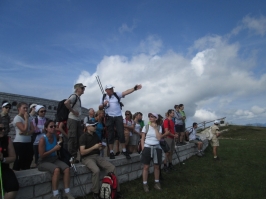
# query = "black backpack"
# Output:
<box><xmin>102</xmin><ymin>92</ymin><xmax>124</xmax><ymax>110</ymax></box>
<box><xmin>56</xmin><ymin>94</ymin><xmax>79</xmax><ymax>122</ymax></box>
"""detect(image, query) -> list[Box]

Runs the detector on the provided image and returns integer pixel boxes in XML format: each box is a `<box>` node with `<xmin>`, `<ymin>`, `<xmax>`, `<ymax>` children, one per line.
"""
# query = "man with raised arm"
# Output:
<box><xmin>99</xmin><ymin>84</ymin><xmax>142</xmax><ymax>159</ymax></box>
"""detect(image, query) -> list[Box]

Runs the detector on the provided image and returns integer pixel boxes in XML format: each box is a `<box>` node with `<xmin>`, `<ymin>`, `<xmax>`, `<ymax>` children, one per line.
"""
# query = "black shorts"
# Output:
<box><xmin>2</xmin><ymin>168</ymin><xmax>19</xmax><ymax>193</ymax></box>
<box><xmin>175</xmin><ymin>124</ymin><xmax>183</xmax><ymax>133</ymax></box>
<box><xmin>140</xmin><ymin>147</ymin><xmax>162</xmax><ymax>165</ymax></box>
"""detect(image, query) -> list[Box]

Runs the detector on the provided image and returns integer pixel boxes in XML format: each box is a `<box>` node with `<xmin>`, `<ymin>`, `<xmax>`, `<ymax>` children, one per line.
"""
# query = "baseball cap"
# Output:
<box><xmin>74</xmin><ymin>83</ymin><xmax>86</xmax><ymax>89</ymax></box>
<box><xmin>214</xmin><ymin>120</ymin><xmax>219</xmax><ymax>124</ymax></box>
<box><xmin>105</xmin><ymin>84</ymin><xmax>115</xmax><ymax>90</ymax></box>
<box><xmin>2</xmin><ymin>102</ymin><xmax>11</xmax><ymax>108</ymax></box>
<box><xmin>148</xmin><ymin>113</ymin><xmax>158</xmax><ymax>119</ymax></box>
<box><xmin>85</xmin><ymin>120</ymin><xmax>98</xmax><ymax>127</ymax></box>
<box><xmin>35</xmin><ymin>105</ymin><xmax>45</xmax><ymax>113</ymax></box>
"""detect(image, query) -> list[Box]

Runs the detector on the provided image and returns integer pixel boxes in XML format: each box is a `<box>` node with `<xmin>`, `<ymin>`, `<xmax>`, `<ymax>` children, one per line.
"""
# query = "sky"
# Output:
<box><xmin>0</xmin><ymin>0</ymin><xmax>266</xmax><ymax>126</ymax></box>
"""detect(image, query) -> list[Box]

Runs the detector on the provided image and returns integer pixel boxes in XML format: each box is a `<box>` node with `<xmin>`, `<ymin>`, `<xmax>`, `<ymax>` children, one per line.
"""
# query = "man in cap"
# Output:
<box><xmin>79</xmin><ymin>120</ymin><xmax>122</xmax><ymax>199</ymax></box>
<box><xmin>0</xmin><ymin>101</ymin><xmax>12</xmax><ymax>136</ymax></box>
<box><xmin>211</xmin><ymin>120</ymin><xmax>221</xmax><ymax>160</ymax></box>
<box><xmin>29</xmin><ymin>103</ymin><xmax>37</xmax><ymax>123</ymax></box>
<box><xmin>64</xmin><ymin>83</ymin><xmax>86</xmax><ymax>162</ymax></box>
<box><xmin>99</xmin><ymin>84</ymin><xmax>142</xmax><ymax>159</ymax></box>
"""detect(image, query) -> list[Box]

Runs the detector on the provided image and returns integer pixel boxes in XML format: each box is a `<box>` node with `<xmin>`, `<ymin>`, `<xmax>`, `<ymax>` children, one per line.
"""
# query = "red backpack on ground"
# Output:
<box><xmin>99</xmin><ymin>172</ymin><xmax>117</xmax><ymax>199</ymax></box>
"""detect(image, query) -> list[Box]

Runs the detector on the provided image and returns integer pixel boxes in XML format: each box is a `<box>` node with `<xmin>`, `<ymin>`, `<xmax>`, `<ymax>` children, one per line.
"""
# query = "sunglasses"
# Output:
<box><xmin>0</xmin><ymin>127</ymin><xmax>6</xmax><ymax>131</ymax></box>
<box><xmin>81</xmin><ymin>87</ymin><xmax>85</xmax><ymax>90</ymax></box>
<box><xmin>40</xmin><ymin>110</ymin><xmax>47</xmax><ymax>113</ymax></box>
<box><xmin>4</xmin><ymin>106</ymin><xmax>11</xmax><ymax>109</ymax></box>
<box><xmin>125</xmin><ymin>113</ymin><xmax>130</xmax><ymax>115</ymax></box>
<box><xmin>88</xmin><ymin>124</ymin><xmax>97</xmax><ymax>127</ymax></box>
<box><xmin>149</xmin><ymin>115</ymin><xmax>156</xmax><ymax>118</ymax></box>
<box><xmin>49</xmin><ymin>125</ymin><xmax>56</xmax><ymax>128</ymax></box>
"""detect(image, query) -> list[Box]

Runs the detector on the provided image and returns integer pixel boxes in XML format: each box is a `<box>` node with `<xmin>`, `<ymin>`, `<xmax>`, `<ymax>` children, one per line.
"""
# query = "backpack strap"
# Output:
<box><xmin>102</xmin><ymin>92</ymin><xmax>124</xmax><ymax>110</ymax></box>
<box><xmin>35</xmin><ymin>117</ymin><xmax>38</xmax><ymax>126</ymax></box>
<box><xmin>68</xmin><ymin>94</ymin><xmax>80</xmax><ymax>108</ymax></box>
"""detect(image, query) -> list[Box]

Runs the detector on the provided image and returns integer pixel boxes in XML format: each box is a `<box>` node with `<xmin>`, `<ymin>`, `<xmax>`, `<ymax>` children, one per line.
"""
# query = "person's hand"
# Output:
<box><xmin>150</xmin><ymin>123</ymin><xmax>157</xmax><ymax>128</ymax></box>
<box><xmin>72</xmin><ymin>110</ymin><xmax>79</xmax><ymax>116</ymax></box>
<box><xmin>94</xmin><ymin>143</ymin><xmax>102</xmax><ymax>149</ymax></box>
<box><xmin>53</xmin><ymin>144</ymin><xmax>61</xmax><ymax>151</ymax></box>
<box><xmin>24</xmin><ymin>112</ymin><xmax>29</xmax><ymax>119</ymax></box>
<box><xmin>103</xmin><ymin>100</ymin><xmax>109</xmax><ymax>106</ymax></box>
<box><xmin>134</xmin><ymin>84</ymin><xmax>142</xmax><ymax>90</ymax></box>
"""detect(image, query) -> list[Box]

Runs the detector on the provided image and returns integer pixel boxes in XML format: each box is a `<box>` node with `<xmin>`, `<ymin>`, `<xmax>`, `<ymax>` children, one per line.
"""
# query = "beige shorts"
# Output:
<box><xmin>211</xmin><ymin>138</ymin><xmax>219</xmax><ymax>147</ymax></box>
<box><xmin>165</xmin><ymin>137</ymin><xmax>175</xmax><ymax>152</ymax></box>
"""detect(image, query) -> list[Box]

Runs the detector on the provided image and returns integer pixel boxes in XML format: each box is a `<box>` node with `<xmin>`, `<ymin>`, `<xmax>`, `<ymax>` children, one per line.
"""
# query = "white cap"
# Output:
<box><xmin>105</xmin><ymin>84</ymin><xmax>115</xmax><ymax>90</ymax></box>
<box><xmin>148</xmin><ymin>113</ymin><xmax>158</xmax><ymax>119</ymax></box>
<box><xmin>35</xmin><ymin>105</ymin><xmax>45</xmax><ymax>113</ymax></box>
<box><xmin>30</xmin><ymin>104</ymin><xmax>37</xmax><ymax>109</ymax></box>
<box><xmin>2</xmin><ymin>102</ymin><xmax>11</xmax><ymax>107</ymax></box>
<box><xmin>85</xmin><ymin>121</ymin><xmax>98</xmax><ymax>126</ymax></box>
<box><xmin>214</xmin><ymin>120</ymin><xmax>219</xmax><ymax>124</ymax></box>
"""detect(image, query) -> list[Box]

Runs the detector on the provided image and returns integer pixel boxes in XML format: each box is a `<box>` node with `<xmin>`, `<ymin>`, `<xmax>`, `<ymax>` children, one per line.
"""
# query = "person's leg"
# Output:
<box><xmin>33</xmin><ymin>144</ymin><xmax>39</xmax><ymax>165</ymax></box>
<box><xmin>67</xmin><ymin>118</ymin><xmax>78</xmax><ymax>158</ymax></box>
<box><xmin>52</xmin><ymin>168</ymin><xmax>60</xmax><ymax>191</ymax></box>
<box><xmin>12</xmin><ymin>142</ymin><xmax>20</xmax><ymax>170</ymax></box>
<box><xmin>4</xmin><ymin>191</ymin><xmax>17</xmax><ymax>199</ymax></box>
<box><xmin>82</xmin><ymin>155</ymin><xmax>100</xmax><ymax>193</ymax></box>
<box><xmin>2</xmin><ymin>168</ymin><xmax>19</xmax><ymax>199</ymax></box>
<box><xmin>213</xmin><ymin>146</ymin><xmax>217</xmax><ymax>157</ymax></box>
<box><xmin>106</xmin><ymin>117</ymin><xmax>115</xmax><ymax>152</ymax></box>
<box><xmin>142</xmin><ymin>164</ymin><xmax>149</xmax><ymax>182</ymax></box>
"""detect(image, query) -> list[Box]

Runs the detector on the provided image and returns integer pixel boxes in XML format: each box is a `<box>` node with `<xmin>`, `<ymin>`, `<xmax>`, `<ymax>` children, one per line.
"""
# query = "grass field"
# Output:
<box><xmin>82</xmin><ymin>125</ymin><xmax>266</xmax><ymax>199</ymax></box>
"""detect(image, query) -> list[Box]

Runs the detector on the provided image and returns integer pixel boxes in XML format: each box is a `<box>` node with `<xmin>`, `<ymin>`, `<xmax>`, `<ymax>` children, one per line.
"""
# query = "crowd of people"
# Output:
<box><xmin>0</xmin><ymin>83</ymin><xmax>222</xmax><ymax>199</ymax></box>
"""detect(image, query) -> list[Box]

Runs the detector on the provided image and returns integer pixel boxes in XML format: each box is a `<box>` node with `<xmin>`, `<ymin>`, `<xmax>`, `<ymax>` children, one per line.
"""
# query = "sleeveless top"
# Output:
<box><xmin>43</xmin><ymin>134</ymin><xmax>57</xmax><ymax>157</ymax></box>
<box><xmin>0</xmin><ymin>135</ymin><xmax>10</xmax><ymax>169</ymax></box>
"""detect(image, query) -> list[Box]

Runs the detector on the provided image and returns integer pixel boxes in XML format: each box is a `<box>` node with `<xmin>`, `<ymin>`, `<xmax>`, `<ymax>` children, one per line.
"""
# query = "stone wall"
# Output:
<box><xmin>14</xmin><ymin>140</ymin><xmax>208</xmax><ymax>199</ymax></box>
<box><xmin>0</xmin><ymin>92</ymin><xmax>89</xmax><ymax>139</ymax></box>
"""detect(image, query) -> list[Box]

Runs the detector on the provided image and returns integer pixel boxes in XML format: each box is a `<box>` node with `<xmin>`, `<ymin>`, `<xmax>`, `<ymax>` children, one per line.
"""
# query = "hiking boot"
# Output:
<box><xmin>110</xmin><ymin>152</ymin><xmax>115</xmax><ymax>159</ymax></box>
<box><xmin>122</xmin><ymin>151</ymin><xmax>131</xmax><ymax>160</ymax></box>
<box><xmin>197</xmin><ymin>152</ymin><xmax>202</xmax><ymax>157</ymax></box>
<box><xmin>63</xmin><ymin>192</ymin><xmax>75</xmax><ymax>199</ymax></box>
<box><xmin>154</xmin><ymin>182</ymin><xmax>162</xmax><ymax>190</ymax></box>
<box><xmin>143</xmin><ymin>184</ymin><xmax>149</xmax><ymax>192</ymax></box>
<box><xmin>92</xmin><ymin>192</ymin><xmax>99</xmax><ymax>199</ymax></box>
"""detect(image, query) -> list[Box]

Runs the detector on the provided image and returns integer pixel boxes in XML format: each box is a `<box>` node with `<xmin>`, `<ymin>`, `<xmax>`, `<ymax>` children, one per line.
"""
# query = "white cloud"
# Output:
<box><xmin>118</xmin><ymin>23</ymin><xmax>137</xmax><ymax>33</ymax></box>
<box><xmin>231</xmin><ymin>15</ymin><xmax>266</xmax><ymax>36</ymax></box>
<box><xmin>251</xmin><ymin>106</ymin><xmax>266</xmax><ymax>114</ymax></box>
<box><xmin>192</xmin><ymin>109</ymin><xmax>218</xmax><ymax>122</ymax></box>
<box><xmin>138</xmin><ymin>35</ymin><xmax>162</xmax><ymax>55</ymax></box>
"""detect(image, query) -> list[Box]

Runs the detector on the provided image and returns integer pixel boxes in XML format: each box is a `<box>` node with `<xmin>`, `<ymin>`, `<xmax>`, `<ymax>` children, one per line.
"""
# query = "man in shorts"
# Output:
<box><xmin>163</xmin><ymin>109</ymin><xmax>178</xmax><ymax>171</ymax></box>
<box><xmin>211</xmin><ymin>120</ymin><xmax>221</xmax><ymax>160</ymax></box>
<box><xmin>188</xmin><ymin>122</ymin><xmax>204</xmax><ymax>156</ymax></box>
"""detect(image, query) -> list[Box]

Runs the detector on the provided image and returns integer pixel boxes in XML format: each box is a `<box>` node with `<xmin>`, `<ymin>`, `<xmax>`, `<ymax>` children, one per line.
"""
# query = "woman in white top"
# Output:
<box><xmin>140</xmin><ymin>113</ymin><xmax>164</xmax><ymax>192</ymax></box>
<box><xmin>13</xmin><ymin>102</ymin><xmax>34</xmax><ymax>170</ymax></box>
<box><xmin>123</xmin><ymin>110</ymin><xmax>134</xmax><ymax>152</ymax></box>
<box><xmin>128</xmin><ymin>112</ymin><xmax>142</xmax><ymax>153</ymax></box>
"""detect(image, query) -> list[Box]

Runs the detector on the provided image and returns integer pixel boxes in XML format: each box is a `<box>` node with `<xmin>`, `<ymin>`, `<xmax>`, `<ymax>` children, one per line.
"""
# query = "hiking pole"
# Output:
<box><xmin>0</xmin><ymin>147</ymin><xmax>4</xmax><ymax>198</ymax></box>
<box><xmin>69</xmin><ymin>158</ymin><xmax>87</xmax><ymax>199</ymax></box>
<box><xmin>174</xmin><ymin>146</ymin><xmax>182</xmax><ymax>167</ymax></box>
<box><xmin>96</xmin><ymin>76</ymin><xmax>104</xmax><ymax>95</ymax></box>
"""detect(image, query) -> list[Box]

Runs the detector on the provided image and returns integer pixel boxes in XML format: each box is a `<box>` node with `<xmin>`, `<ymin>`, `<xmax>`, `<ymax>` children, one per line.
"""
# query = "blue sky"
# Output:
<box><xmin>1</xmin><ymin>0</ymin><xmax>266</xmax><ymax>125</ymax></box>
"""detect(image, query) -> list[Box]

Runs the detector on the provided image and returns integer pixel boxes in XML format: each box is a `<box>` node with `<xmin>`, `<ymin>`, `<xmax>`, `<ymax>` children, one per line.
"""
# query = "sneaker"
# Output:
<box><xmin>115</xmin><ymin>151</ymin><xmax>120</xmax><ymax>156</ymax></box>
<box><xmin>110</xmin><ymin>152</ymin><xmax>115</xmax><ymax>159</ymax></box>
<box><xmin>197</xmin><ymin>152</ymin><xmax>202</xmax><ymax>157</ymax></box>
<box><xmin>214</xmin><ymin>157</ymin><xmax>219</xmax><ymax>161</ymax></box>
<box><xmin>63</xmin><ymin>192</ymin><xmax>75</xmax><ymax>199</ymax></box>
<box><xmin>122</xmin><ymin>151</ymin><xmax>131</xmax><ymax>160</ymax></box>
<box><xmin>154</xmin><ymin>182</ymin><xmax>162</xmax><ymax>190</ymax></box>
<box><xmin>92</xmin><ymin>192</ymin><xmax>99</xmax><ymax>199</ymax></box>
<box><xmin>143</xmin><ymin>184</ymin><xmax>149</xmax><ymax>192</ymax></box>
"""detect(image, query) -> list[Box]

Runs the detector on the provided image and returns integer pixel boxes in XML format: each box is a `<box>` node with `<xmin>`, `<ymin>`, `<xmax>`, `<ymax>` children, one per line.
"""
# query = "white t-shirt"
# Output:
<box><xmin>142</xmin><ymin>125</ymin><xmax>162</xmax><ymax>146</ymax></box>
<box><xmin>13</xmin><ymin>115</ymin><xmax>31</xmax><ymax>143</ymax></box>
<box><xmin>189</xmin><ymin>128</ymin><xmax>197</xmax><ymax>141</ymax></box>
<box><xmin>123</xmin><ymin>119</ymin><xmax>134</xmax><ymax>136</ymax></box>
<box><xmin>134</xmin><ymin>123</ymin><xmax>141</xmax><ymax>134</ymax></box>
<box><xmin>68</xmin><ymin>94</ymin><xmax>82</xmax><ymax>121</ymax></box>
<box><xmin>99</xmin><ymin>92</ymin><xmax>124</xmax><ymax>117</ymax></box>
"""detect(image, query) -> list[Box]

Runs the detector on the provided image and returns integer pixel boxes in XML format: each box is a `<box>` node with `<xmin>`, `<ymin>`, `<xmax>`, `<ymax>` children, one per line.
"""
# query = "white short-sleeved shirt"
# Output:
<box><xmin>134</xmin><ymin>123</ymin><xmax>141</xmax><ymax>134</ymax></box>
<box><xmin>99</xmin><ymin>92</ymin><xmax>124</xmax><ymax>117</ymax></box>
<box><xmin>142</xmin><ymin>125</ymin><xmax>162</xmax><ymax>146</ymax></box>
<box><xmin>124</xmin><ymin>119</ymin><xmax>134</xmax><ymax>136</ymax></box>
<box><xmin>189</xmin><ymin>128</ymin><xmax>197</xmax><ymax>141</ymax></box>
<box><xmin>68</xmin><ymin>94</ymin><xmax>81</xmax><ymax>121</ymax></box>
<box><xmin>13</xmin><ymin>115</ymin><xmax>31</xmax><ymax>143</ymax></box>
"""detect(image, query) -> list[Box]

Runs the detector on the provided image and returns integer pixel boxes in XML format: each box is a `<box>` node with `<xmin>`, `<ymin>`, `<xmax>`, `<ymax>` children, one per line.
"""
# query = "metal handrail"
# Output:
<box><xmin>185</xmin><ymin>117</ymin><xmax>226</xmax><ymax>132</ymax></box>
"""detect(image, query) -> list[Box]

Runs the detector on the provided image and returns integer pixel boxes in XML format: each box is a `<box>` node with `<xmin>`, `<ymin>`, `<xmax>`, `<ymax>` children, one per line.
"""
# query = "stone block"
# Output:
<box><xmin>16</xmin><ymin>186</ymin><xmax>34</xmax><ymax>199</ymax></box>
<box><xmin>43</xmin><ymin>193</ymin><xmax>53</xmax><ymax>199</ymax></box>
<box><xmin>128</xmin><ymin>171</ymin><xmax>138</xmax><ymax>181</ymax></box>
<box><xmin>116</xmin><ymin>164</ymin><xmax>132</xmax><ymax>175</ymax></box>
<box><xmin>72</xmin><ymin>173</ymin><xmax>92</xmax><ymax>186</ymax></box>
<box><xmin>34</xmin><ymin>182</ymin><xmax>51</xmax><ymax>196</ymax></box>
<box><xmin>118</xmin><ymin>173</ymin><xmax>128</xmax><ymax>183</ymax></box>
<box><xmin>137</xmin><ymin>169</ymin><xmax>143</xmax><ymax>178</ymax></box>
<box><xmin>71</xmin><ymin>183</ymin><xmax>92</xmax><ymax>197</ymax></box>
<box><xmin>131</xmin><ymin>162</ymin><xmax>142</xmax><ymax>171</ymax></box>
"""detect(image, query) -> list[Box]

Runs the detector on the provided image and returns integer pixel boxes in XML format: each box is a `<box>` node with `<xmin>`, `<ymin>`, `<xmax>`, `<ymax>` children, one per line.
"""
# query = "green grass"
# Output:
<box><xmin>81</xmin><ymin>125</ymin><xmax>266</xmax><ymax>199</ymax></box>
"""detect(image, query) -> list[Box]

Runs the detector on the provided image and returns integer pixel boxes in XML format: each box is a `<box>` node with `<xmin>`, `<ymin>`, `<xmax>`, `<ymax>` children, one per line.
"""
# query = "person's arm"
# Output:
<box><xmin>58</xmin><ymin>123</ymin><xmax>68</xmax><ymax>137</ymax></box>
<box><xmin>141</xmin><ymin>132</ymin><xmax>146</xmax><ymax>151</ymax></box>
<box><xmin>38</xmin><ymin>137</ymin><xmax>61</xmax><ymax>159</ymax></box>
<box><xmin>64</xmin><ymin>95</ymin><xmax>79</xmax><ymax>116</ymax></box>
<box><xmin>16</xmin><ymin>113</ymin><xmax>30</xmax><ymax>135</ymax></box>
<box><xmin>122</xmin><ymin>84</ymin><xmax>142</xmax><ymax>97</ymax></box>
<box><xmin>79</xmin><ymin>143</ymin><xmax>102</xmax><ymax>156</ymax></box>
